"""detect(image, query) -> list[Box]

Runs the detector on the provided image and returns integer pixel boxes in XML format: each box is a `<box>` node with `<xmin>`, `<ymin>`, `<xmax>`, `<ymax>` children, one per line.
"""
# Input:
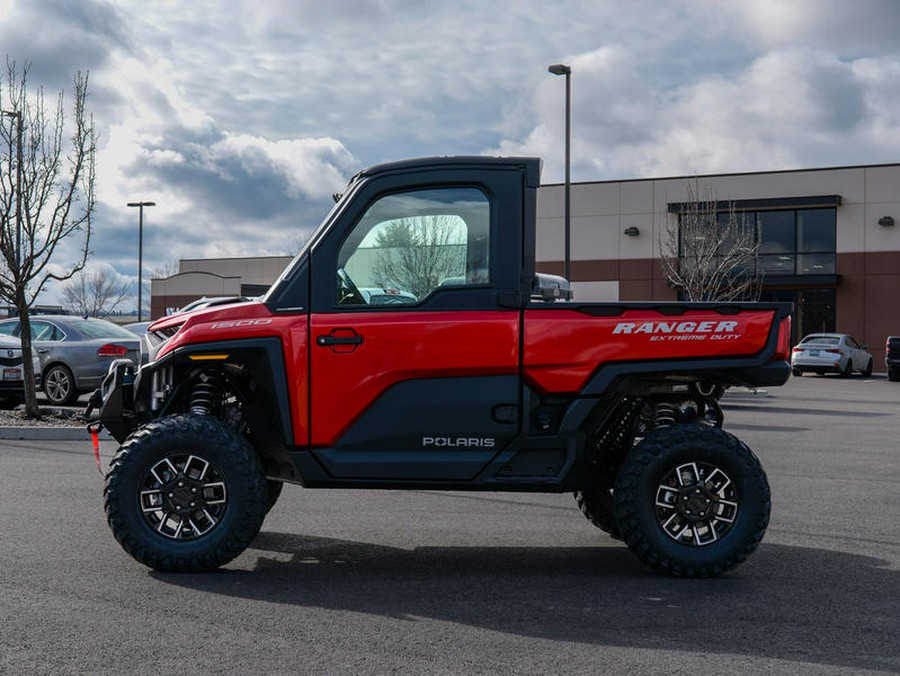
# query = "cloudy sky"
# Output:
<box><xmin>3</xmin><ymin>0</ymin><xmax>900</xmax><ymax>309</ymax></box>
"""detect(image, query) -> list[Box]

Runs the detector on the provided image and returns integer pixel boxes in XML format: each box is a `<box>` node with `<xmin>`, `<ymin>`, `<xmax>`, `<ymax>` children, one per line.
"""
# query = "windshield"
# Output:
<box><xmin>801</xmin><ymin>335</ymin><xmax>839</xmax><ymax>345</ymax></box>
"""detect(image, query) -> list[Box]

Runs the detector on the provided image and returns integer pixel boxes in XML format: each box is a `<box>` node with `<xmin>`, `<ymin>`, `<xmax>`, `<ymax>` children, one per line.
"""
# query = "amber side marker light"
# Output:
<box><xmin>188</xmin><ymin>354</ymin><xmax>230</xmax><ymax>361</ymax></box>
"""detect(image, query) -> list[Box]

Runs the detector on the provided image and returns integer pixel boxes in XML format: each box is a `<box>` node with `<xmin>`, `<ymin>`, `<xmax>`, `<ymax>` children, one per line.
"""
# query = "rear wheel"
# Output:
<box><xmin>104</xmin><ymin>414</ymin><xmax>268</xmax><ymax>572</ymax></box>
<box><xmin>791</xmin><ymin>367</ymin><xmax>802</xmax><ymax>377</ymax></box>
<box><xmin>614</xmin><ymin>424</ymin><xmax>770</xmax><ymax>577</ymax></box>
<box><xmin>842</xmin><ymin>360</ymin><xmax>853</xmax><ymax>377</ymax></box>
<box><xmin>43</xmin><ymin>364</ymin><xmax>78</xmax><ymax>405</ymax></box>
<box><xmin>889</xmin><ymin>368</ymin><xmax>900</xmax><ymax>382</ymax></box>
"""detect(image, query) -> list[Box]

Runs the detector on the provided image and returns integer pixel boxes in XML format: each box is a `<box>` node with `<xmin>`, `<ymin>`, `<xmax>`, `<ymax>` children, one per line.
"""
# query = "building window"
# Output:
<box><xmin>754</xmin><ymin>208</ymin><xmax>836</xmax><ymax>277</ymax></box>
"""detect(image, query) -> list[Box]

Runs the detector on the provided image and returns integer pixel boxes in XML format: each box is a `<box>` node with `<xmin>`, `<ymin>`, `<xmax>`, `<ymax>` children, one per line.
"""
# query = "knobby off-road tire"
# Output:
<box><xmin>574</xmin><ymin>485</ymin><xmax>621</xmax><ymax>540</ymax></box>
<box><xmin>614</xmin><ymin>424</ymin><xmax>770</xmax><ymax>578</ymax></box>
<box><xmin>104</xmin><ymin>414</ymin><xmax>268</xmax><ymax>572</ymax></box>
<box><xmin>266</xmin><ymin>480</ymin><xmax>284</xmax><ymax>512</ymax></box>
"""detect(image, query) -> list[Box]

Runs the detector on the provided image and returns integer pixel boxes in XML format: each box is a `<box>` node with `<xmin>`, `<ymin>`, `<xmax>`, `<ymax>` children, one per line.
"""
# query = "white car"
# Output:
<box><xmin>358</xmin><ymin>288</ymin><xmax>417</xmax><ymax>305</ymax></box>
<box><xmin>0</xmin><ymin>333</ymin><xmax>41</xmax><ymax>409</ymax></box>
<box><xmin>791</xmin><ymin>333</ymin><xmax>873</xmax><ymax>377</ymax></box>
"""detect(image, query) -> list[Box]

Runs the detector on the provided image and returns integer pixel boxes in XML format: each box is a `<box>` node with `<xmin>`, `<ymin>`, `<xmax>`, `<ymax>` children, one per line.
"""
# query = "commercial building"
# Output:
<box><xmin>150</xmin><ymin>161</ymin><xmax>900</xmax><ymax>364</ymax></box>
<box><xmin>150</xmin><ymin>256</ymin><xmax>291</xmax><ymax>319</ymax></box>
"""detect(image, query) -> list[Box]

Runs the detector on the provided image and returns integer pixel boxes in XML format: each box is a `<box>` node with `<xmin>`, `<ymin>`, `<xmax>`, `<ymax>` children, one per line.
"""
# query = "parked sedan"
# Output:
<box><xmin>0</xmin><ymin>315</ymin><xmax>143</xmax><ymax>405</ymax></box>
<box><xmin>791</xmin><ymin>333</ymin><xmax>873</xmax><ymax>377</ymax></box>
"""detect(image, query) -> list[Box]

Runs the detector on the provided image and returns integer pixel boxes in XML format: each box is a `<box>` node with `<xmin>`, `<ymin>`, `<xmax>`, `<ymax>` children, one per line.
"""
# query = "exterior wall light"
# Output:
<box><xmin>878</xmin><ymin>216</ymin><xmax>894</xmax><ymax>226</ymax></box>
<box><xmin>623</xmin><ymin>226</ymin><xmax>640</xmax><ymax>236</ymax></box>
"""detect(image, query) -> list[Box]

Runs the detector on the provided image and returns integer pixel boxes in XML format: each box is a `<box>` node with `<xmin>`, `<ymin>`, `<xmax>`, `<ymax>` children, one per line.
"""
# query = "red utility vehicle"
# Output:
<box><xmin>91</xmin><ymin>156</ymin><xmax>791</xmax><ymax>576</ymax></box>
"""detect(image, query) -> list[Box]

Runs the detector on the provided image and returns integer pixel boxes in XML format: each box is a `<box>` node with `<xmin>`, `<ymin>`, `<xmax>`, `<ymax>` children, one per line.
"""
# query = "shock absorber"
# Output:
<box><xmin>652</xmin><ymin>401</ymin><xmax>678</xmax><ymax>428</ymax></box>
<box><xmin>189</xmin><ymin>370</ymin><xmax>223</xmax><ymax>415</ymax></box>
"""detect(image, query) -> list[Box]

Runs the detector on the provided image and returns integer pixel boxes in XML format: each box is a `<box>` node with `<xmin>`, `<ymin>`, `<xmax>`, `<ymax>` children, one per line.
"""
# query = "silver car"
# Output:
<box><xmin>0</xmin><ymin>315</ymin><xmax>142</xmax><ymax>405</ymax></box>
<box><xmin>791</xmin><ymin>333</ymin><xmax>874</xmax><ymax>377</ymax></box>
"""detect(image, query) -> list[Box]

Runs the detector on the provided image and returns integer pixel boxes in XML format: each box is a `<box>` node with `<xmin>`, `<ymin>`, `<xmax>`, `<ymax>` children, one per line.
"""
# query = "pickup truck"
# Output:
<box><xmin>90</xmin><ymin>156</ymin><xmax>792</xmax><ymax>577</ymax></box>
<box><xmin>887</xmin><ymin>335</ymin><xmax>900</xmax><ymax>381</ymax></box>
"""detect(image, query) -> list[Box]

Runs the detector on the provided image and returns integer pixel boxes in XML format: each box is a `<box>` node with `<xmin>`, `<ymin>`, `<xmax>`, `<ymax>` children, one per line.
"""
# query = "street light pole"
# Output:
<box><xmin>127</xmin><ymin>201</ymin><xmax>156</xmax><ymax>322</ymax></box>
<box><xmin>2</xmin><ymin>110</ymin><xmax>23</xmax><ymax>270</ymax></box>
<box><xmin>548</xmin><ymin>64</ymin><xmax>572</xmax><ymax>282</ymax></box>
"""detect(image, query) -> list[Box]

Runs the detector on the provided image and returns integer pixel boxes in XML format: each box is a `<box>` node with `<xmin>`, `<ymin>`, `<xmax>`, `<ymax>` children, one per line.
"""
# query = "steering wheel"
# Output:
<box><xmin>337</xmin><ymin>268</ymin><xmax>366</xmax><ymax>305</ymax></box>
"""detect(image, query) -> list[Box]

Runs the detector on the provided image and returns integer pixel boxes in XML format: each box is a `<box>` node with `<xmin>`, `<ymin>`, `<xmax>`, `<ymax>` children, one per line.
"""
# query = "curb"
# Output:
<box><xmin>0</xmin><ymin>427</ymin><xmax>112</xmax><ymax>441</ymax></box>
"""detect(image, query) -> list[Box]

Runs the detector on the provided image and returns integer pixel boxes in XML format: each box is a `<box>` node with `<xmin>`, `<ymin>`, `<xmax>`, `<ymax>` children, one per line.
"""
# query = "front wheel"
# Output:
<box><xmin>863</xmin><ymin>359</ymin><xmax>873</xmax><ymax>377</ymax></box>
<box><xmin>614</xmin><ymin>424</ymin><xmax>770</xmax><ymax>577</ymax></box>
<box><xmin>104</xmin><ymin>414</ymin><xmax>268</xmax><ymax>572</ymax></box>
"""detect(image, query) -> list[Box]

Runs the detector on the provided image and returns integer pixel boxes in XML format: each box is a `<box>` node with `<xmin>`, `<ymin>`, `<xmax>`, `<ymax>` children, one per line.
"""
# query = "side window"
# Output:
<box><xmin>336</xmin><ymin>187</ymin><xmax>490</xmax><ymax>306</ymax></box>
<box><xmin>0</xmin><ymin>322</ymin><xmax>16</xmax><ymax>337</ymax></box>
<box><xmin>31</xmin><ymin>321</ymin><xmax>60</xmax><ymax>341</ymax></box>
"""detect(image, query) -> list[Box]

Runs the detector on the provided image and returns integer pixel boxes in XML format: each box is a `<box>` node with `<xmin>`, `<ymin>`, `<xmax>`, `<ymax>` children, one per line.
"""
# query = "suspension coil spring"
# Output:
<box><xmin>653</xmin><ymin>402</ymin><xmax>678</xmax><ymax>428</ymax></box>
<box><xmin>189</xmin><ymin>370</ymin><xmax>223</xmax><ymax>415</ymax></box>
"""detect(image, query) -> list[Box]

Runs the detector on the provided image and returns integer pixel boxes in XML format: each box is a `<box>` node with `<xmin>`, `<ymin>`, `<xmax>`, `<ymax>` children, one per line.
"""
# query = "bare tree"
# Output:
<box><xmin>61</xmin><ymin>267</ymin><xmax>131</xmax><ymax>318</ymax></box>
<box><xmin>660</xmin><ymin>178</ymin><xmax>761</xmax><ymax>302</ymax></box>
<box><xmin>151</xmin><ymin>258</ymin><xmax>180</xmax><ymax>279</ymax></box>
<box><xmin>371</xmin><ymin>216</ymin><xmax>466</xmax><ymax>298</ymax></box>
<box><xmin>0</xmin><ymin>60</ymin><xmax>96</xmax><ymax>417</ymax></box>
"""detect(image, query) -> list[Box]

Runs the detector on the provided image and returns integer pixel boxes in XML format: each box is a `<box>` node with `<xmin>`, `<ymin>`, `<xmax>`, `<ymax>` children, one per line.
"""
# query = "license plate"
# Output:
<box><xmin>809</xmin><ymin>350</ymin><xmax>819</xmax><ymax>356</ymax></box>
<box><xmin>3</xmin><ymin>367</ymin><xmax>22</xmax><ymax>381</ymax></box>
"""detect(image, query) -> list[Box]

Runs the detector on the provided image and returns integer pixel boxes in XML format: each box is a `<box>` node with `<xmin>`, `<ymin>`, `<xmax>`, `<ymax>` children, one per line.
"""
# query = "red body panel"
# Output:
<box><xmin>523</xmin><ymin>308</ymin><xmax>776</xmax><ymax>394</ymax></box>
<box><xmin>152</xmin><ymin>302</ymin><xmax>311</xmax><ymax>446</ymax></box>
<box><xmin>309</xmin><ymin>311</ymin><xmax>519</xmax><ymax>447</ymax></box>
<box><xmin>149</xmin><ymin>301</ymin><xmax>782</xmax><ymax>447</ymax></box>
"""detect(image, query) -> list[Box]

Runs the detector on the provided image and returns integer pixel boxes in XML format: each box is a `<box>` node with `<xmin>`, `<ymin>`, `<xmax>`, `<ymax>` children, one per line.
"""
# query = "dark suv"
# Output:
<box><xmin>887</xmin><ymin>336</ymin><xmax>900</xmax><ymax>381</ymax></box>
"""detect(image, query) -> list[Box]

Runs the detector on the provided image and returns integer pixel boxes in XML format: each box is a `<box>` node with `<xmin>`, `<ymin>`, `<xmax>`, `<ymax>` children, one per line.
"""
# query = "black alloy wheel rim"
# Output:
<box><xmin>654</xmin><ymin>461</ymin><xmax>738</xmax><ymax>546</ymax></box>
<box><xmin>139</xmin><ymin>453</ymin><xmax>228</xmax><ymax>540</ymax></box>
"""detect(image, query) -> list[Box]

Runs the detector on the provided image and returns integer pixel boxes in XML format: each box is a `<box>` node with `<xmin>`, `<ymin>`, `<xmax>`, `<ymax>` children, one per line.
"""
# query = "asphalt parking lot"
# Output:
<box><xmin>1</xmin><ymin>375</ymin><xmax>897</xmax><ymax>675</ymax></box>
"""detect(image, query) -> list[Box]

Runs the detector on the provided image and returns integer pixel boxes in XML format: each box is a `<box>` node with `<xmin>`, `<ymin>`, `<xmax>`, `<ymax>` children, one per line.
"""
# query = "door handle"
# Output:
<box><xmin>316</xmin><ymin>329</ymin><xmax>364</xmax><ymax>353</ymax></box>
<box><xmin>316</xmin><ymin>335</ymin><xmax>363</xmax><ymax>347</ymax></box>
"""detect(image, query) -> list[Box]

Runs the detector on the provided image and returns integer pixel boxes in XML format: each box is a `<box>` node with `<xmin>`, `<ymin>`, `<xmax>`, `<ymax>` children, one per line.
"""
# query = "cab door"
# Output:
<box><xmin>308</xmin><ymin>164</ymin><xmax>528</xmax><ymax>480</ymax></box>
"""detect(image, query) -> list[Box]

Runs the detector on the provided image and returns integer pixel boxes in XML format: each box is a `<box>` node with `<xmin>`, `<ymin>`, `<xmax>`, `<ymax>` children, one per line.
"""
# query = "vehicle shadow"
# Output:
<box><xmin>153</xmin><ymin>532</ymin><xmax>899</xmax><ymax>673</ymax></box>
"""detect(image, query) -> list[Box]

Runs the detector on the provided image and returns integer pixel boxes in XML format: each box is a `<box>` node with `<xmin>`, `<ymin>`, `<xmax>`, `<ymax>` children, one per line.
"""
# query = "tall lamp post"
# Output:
<box><xmin>127</xmin><ymin>201</ymin><xmax>156</xmax><ymax>322</ymax></box>
<box><xmin>548</xmin><ymin>63</ymin><xmax>571</xmax><ymax>281</ymax></box>
<box><xmin>2</xmin><ymin>110</ymin><xmax>23</xmax><ymax>270</ymax></box>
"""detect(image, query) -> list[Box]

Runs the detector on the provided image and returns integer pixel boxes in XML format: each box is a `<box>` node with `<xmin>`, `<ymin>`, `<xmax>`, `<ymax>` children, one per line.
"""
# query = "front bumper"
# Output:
<box><xmin>88</xmin><ymin>359</ymin><xmax>139</xmax><ymax>443</ymax></box>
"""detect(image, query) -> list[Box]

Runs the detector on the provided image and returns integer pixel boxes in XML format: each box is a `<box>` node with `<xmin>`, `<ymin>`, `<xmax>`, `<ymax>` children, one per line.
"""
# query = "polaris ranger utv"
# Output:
<box><xmin>90</xmin><ymin>156</ymin><xmax>792</xmax><ymax>577</ymax></box>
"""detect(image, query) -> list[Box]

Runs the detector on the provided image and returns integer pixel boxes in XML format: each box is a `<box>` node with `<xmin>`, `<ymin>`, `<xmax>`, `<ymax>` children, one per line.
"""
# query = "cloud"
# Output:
<box><xmin>497</xmin><ymin>44</ymin><xmax>900</xmax><ymax>181</ymax></box>
<box><xmin>0</xmin><ymin>0</ymin><xmax>128</xmax><ymax>78</ymax></box>
<box><xmin>106</xmin><ymin>126</ymin><xmax>359</xmax><ymax>271</ymax></box>
<box><xmin>733</xmin><ymin>0</ymin><xmax>900</xmax><ymax>55</ymax></box>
